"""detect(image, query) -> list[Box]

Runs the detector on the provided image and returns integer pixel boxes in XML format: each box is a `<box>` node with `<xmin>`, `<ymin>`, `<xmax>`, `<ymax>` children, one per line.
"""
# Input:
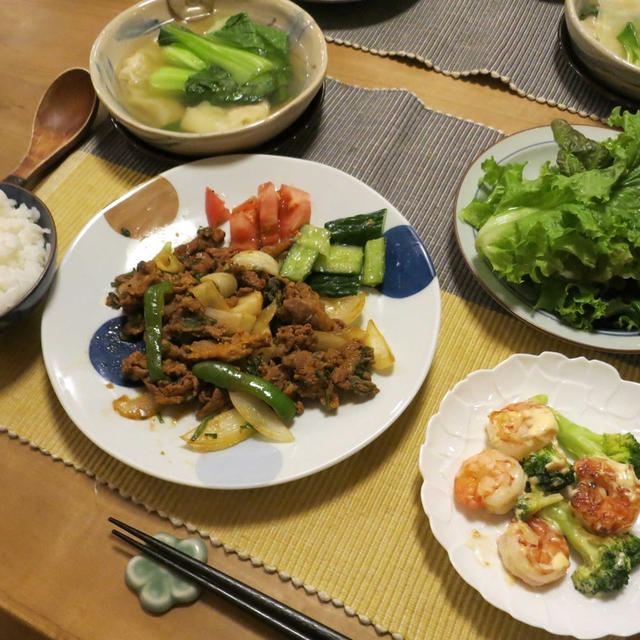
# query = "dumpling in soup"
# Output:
<box><xmin>180</xmin><ymin>101</ymin><xmax>270</xmax><ymax>133</ymax></box>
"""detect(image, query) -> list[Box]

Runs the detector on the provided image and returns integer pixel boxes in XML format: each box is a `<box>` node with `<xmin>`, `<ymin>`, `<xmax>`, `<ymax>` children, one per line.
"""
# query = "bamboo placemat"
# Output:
<box><xmin>300</xmin><ymin>0</ymin><xmax>624</xmax><ymax>120</ymax></box>
<box><xmin>2</xmin><ymin>78</ymin><xmax>638</xmax><ymax>640</ymax></box>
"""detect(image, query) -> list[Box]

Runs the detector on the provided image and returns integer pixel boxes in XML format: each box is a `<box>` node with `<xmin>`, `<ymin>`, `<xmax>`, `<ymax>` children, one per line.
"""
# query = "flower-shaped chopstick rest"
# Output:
<box><xmin>124</xmin><ymin>532</ymin><xmax>208</xmax><ymax>613</ymax></box>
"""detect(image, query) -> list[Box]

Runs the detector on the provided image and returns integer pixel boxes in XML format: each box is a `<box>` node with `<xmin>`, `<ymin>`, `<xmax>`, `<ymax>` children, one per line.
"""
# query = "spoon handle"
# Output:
<box><xmin>3</xmin><ymin>174</ymin><xmax>26</xmax><ymax>188</ymax></box>
<box><xmin>6</xmin><ymin>153</ymin><xmax>47</xmax><ymax>190</ymax></box>
<box><xmin>5</xmin><ymin>68</ymin><xmax>98</xmax><ymax>191</ymax></box>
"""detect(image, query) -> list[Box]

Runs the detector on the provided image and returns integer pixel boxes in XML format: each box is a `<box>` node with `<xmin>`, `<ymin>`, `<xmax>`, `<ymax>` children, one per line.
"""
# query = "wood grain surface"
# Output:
<box><xmin>0</xmin><ymin>2</ymin><xmax>596</xmax><ymax>639</ymax></box>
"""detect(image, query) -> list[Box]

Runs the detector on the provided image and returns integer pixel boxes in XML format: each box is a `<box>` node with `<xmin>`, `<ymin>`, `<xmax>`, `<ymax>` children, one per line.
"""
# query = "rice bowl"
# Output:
<box><xmin>0</xmin><ymin>188</ymin><xmax>51</xmax><ymax>316</ymax></box>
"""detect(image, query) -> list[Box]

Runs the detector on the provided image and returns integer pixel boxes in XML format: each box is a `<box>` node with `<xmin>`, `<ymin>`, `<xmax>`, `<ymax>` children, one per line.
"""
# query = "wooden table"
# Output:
<box><xmin>0</xmin><ymin>2</ymin><xmax>595</xmax><ymax>638</ymax></box>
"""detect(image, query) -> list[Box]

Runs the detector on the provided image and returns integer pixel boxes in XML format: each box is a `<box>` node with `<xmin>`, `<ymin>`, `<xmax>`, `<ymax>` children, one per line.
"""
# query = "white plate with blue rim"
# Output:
<box><xmin>454</xmin><ymin>123</ymin><xmax>640</xmax><ymax>353</ymax></box>
<box><xmin>41</xmin><ymin>154</ymin><xmax>440</xmax><ymax>489</ymax></box>
<box><xmin>419</xmin><ymin>350</ymin><xmax>640</xmax><ymax>639</ymax></box>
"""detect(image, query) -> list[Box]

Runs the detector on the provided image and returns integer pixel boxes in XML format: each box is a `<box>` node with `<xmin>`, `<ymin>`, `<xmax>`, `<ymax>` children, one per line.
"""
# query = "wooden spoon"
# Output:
<box><xmin>4</xmin><ymin>67</ymin><xmax>98</xmax><ymax>189</ymax></box>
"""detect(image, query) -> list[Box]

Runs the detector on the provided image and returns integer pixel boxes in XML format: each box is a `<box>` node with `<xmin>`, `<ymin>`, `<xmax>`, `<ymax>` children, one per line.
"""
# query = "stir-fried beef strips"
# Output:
<box><xmin>108</xmin><ymin>226</ymin><xmax>378</xmax><ymax>416</ymax></box>
<box><xmin>278</xmin><ymin>281</ymin><xmax>343</xmax><ymax>332</ymax></box>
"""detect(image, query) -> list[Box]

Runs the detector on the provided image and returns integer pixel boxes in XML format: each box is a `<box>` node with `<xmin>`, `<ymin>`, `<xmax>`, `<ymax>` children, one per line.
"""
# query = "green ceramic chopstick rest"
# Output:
<box><xmin>124</xmin><ymin>532</ymin><xmax>208</xmax><ymax>613</ymax></box>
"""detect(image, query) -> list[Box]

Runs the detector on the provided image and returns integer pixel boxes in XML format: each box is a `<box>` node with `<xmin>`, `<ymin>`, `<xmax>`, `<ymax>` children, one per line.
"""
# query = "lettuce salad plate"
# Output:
<box><xmin>455</xmin><ymin>123</ymin><xmax>640</xmax><ymax>353</ymax></box>
<box><xmin>41</xmin><ymin>154</ymin><xmax>440</xmax><ymax>489</ymax></box>
<box><xmin>419</xmin><ymin>351</ymin><xmax>640</xmax><ymax>639</ymax></box>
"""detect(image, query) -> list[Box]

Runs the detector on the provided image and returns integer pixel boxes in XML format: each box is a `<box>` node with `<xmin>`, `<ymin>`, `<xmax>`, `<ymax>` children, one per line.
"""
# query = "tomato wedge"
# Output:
<box><xmin>230</xmin><ymin>197</ymin><xmax>259</xmax><ymax>250</ymax></box>
<box><xmin>257</xmin><ymin>181</ymin><xmax>280</xmax><ymax>246</ymax></box>
<box><xmin>205</xmin><ymin>187</ymin><xmax>231</xmax><ymax>227</ymax></box>
<box><xmin>278</xmin><ymin>184</ymin><xmax>311</xmax><ymax>240</ymax></box>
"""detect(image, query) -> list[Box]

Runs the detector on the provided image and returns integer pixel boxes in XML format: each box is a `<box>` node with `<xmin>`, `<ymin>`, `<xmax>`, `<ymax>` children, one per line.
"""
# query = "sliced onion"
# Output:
<box><xmin>153</xmin><ymin>243</ymin><xmax>184</xmax><ymax>274</ymax></box>
<box><xmin>200</xmin><ymin>272</ymin><xmax>238</xmax><ymax>297</ymax></box>
<box><xmin>320</xmin><ymin>293</ymin><xmax>366</xmax><ymax>325</ymax></box>
<box><xmin>313</xmin><ymin>330</ymin><xmax>349</xmax><ymax>351</ymax></box>
<box><xmin>190</xmin><ymin>280</ymin><xmax>229</xmax><ymax>310</ymax></box>
<box><xmin>232</xmin><ymin>291</ymin><xmax>263</xmax><ymax>316</ymax></box>
<box><xmin>313</xmin><ymin>326</ymin><xmax>367</xmax><ymax>351</ymax></box>
<box><xmin>231</xmin><ymin>250</ymin><xmax>280</xmax><ymax>276</ymax></box>
<box><xmin>343</xmin><ymin>326</ymin><xmax>367</xmax><ymax>341</ymax></box>
<box><xmin>364</xmin><ymin>319</ymin><xmax>395</xmax><ymax>371</ymax></box>
<box><xmin>204</xmin><ymin>307</ymin><xmax>256</xmax><ymax>332</ymax></box>
<box><xmin>180</xmin><ymin>409</ymin><xmax>253</xmax><ymax>452</ymax></box>
<box><xmin>228</xmin><ymin>390</ymin><xmax>294</xmax><ymax>442</ymax></box>
<box><xmin>113</xmin><ymin>392</ymin><xmax>159</xmax><ymax>420</ymax></box>
<box><xmin>254</xmin><ymin>345</ymin><xmax>277</xmax><ymax>361</ymax></box>
<box><xmin>252</xmin><ymin>300</ymin><xmax>278</xmax><ymax>335</ymax></box>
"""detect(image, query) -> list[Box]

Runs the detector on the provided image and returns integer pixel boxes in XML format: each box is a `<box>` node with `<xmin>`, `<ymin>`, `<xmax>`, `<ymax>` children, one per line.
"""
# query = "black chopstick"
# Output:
<box><xmin>109</xmin><ymin>517</ymin><xmax>349</xmax><ymax>640</ymax></box>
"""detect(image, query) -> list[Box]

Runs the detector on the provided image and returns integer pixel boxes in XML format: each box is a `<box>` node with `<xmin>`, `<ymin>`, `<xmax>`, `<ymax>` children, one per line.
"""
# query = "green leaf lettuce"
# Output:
<box><xmin>459</xmin><ymin>108</ymin><xmax>640</xmax><ymax>331</ymax></box>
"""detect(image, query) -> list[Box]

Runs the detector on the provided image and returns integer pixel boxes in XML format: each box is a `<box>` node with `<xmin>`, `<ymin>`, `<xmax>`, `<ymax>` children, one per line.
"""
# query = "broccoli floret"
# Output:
<box><xmin>555</xmin><ymin>411</ymin><xmax>640</xmax><ymax>477</ymax></box>
<box><xmin>540</xmin><ymin>501</ymin><xmax>640</xmax><ymax>595</ymax></box>
<box><xmin>514</xmin><ymin>485</ymin><xmax>563</xmax><ymax>521</ymax></box>
<box><xmin>521</xmin><ymin>441</ymin><xmax>575</xmax><ymax>491</ymax></box>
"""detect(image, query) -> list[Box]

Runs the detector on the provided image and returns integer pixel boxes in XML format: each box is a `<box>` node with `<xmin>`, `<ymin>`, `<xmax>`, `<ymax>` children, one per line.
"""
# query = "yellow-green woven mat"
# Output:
<box><xmin>2</xmin><ymin>81</ymin><xmax>637</xmax><ymax>640</ymax></box>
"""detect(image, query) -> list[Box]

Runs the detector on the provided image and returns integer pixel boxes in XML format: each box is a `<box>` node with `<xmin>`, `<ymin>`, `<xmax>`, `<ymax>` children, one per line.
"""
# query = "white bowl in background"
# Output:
<box><xmin>564</xmin><ymin>0</ymin><xmax>640</xmax><ymax>102</ymax></box>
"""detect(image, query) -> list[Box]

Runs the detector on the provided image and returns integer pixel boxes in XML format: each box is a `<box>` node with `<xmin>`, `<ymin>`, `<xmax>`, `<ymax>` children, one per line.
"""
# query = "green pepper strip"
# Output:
<box><xmin>144</xmin><ymin>280</ymin><xmax>173</xmax><ymax>382</ymax></box>
<box><xmin>192</xmin><ymin>361</ymin><xmax>297</xmax><ymax>422</ymax></box>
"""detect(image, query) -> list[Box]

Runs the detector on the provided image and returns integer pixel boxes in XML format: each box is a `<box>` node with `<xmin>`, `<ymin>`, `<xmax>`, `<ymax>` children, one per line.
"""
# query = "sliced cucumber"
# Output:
<box><xmin>305</xmin><ymin>273</ymin><xmax>361</xmax><ymax>297</ymax></box>
<box><xmin>297</xmin><ymin>224</ymin><xmax>331</xmax><ymax>256</ymax></box>
<box><xmin>362</xmin><ymin>237</ymin><xmax>386</xmax><ymax>286</ymax></box>
<box><xmin>280</xmin><ymin>243</ymin><xmax>319</xmax><ymax>281</ymax></box>
<box><xmin>324</xmin><ymin>209</ymin><xmax>386</xmax><ymax>245</ymax></box>
<box><xmin>313</xmin><ymin>244</ymin><xmax>363</xmax><ymax>275</ymax></box>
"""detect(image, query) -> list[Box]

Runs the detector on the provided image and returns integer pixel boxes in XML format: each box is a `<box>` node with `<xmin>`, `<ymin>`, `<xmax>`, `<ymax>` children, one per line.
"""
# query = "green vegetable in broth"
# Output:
<box><xmin>161</xmin><ymin>44</ymin><xmax>207</xmax><ymax>71</ymax></box>
<box><xmin>158</xmin><ymin>23</ymin><xmax>275</xmax><ymax>83</ymax></box>
<box><xmin>208</xmin><ymin>12</ymin><xmax>290</xmax><ymax>68</ymax></box>
<box><xmin>579</xmin><ymin>4</ymin><xmax>599</xmax><ymax>19</ymax></box>
<box><xmin>579</xmin><ymin>1</ymin><xmax>640</xmax><ymax>65</ymax></box>
<box><xmin>149</xmin><ymin>66</ymin><xmax>195</xmax><ymax>92</ymax></box>
<box><xmin>617</xmin><ymin>22</ymin><xmax>640</xmax><ymax>65</ymax></box>
<box><xmin>184</xmin><ymin>64</ymin><xmax>285</xmax><ymax>106</ymax></box>
<box><xmin>155</xmin><ymin>13</ymin><xmax>291</xmax><ymax>107</ymax></box>
<box><xmin>459</xmin><ymin>108</ymin><xmax>640</xmax><ymax>332</ymax></box>
<box><xmin>116</xmin><ymin>12</ymin><xmax>295</xmax><ymax>131</ymax></box>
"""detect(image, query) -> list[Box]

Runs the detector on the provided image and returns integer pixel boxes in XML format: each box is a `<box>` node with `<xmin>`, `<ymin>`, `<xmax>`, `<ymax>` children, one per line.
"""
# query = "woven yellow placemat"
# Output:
<box><xmin>3</xmin><ymin>84</ymin><xmax>638</xmax><ymax>639</ymax></box>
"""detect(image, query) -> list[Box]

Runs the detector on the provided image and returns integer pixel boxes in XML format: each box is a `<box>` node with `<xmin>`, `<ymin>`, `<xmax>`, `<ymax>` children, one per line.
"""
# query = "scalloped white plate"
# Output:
<box><xmin>454</xmin><ymin>125</ymin><xmax>640</xmax><ymax>354</ymax></box>
<box><xmin>419</xmin><ymin>351</ymin><xmax>640</xmax><ymax>639</ymax></box>
<box><xmin>41</xmin><ymin>154</ymin><xmax>440</xmax><ymax>489</ymax></box>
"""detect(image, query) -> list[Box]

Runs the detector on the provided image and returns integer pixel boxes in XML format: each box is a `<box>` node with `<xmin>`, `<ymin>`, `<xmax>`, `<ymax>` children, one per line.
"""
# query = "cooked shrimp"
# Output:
<box><xmin>454</xmin><ymin>448</ymin><xmax>526</xmax><ymax>514</ymax></box>
<box><xmin>486</xmin><ymin>401</ymin><xmax>558</xmax><ymax>460</ymax></box>
<box><xmin>571</xmin><ymin>456</ymin><xmax>640</xmax><ymax>535</ymax></box>
<box><xmin>497</xmin><ymin>517</ymin><xmax>570</xmax><ymax>587</ymax></box>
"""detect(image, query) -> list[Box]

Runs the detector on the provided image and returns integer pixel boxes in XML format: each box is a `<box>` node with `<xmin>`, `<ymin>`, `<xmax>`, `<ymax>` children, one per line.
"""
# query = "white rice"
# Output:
<box><xmin>0</xmin><ymin>189</ymin><xmax>50</xmax><ymax>316</ymax></box>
